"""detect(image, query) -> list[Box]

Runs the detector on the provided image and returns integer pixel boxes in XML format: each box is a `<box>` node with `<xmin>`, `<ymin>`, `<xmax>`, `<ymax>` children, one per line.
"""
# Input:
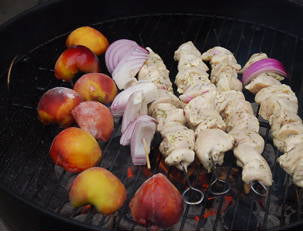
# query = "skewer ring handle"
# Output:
<box><xmin>209</xmin><ymin>178</ymin><xmax>231</xmax><ymax>196</ymax></box>
<box><xmin>182</xmin><ymin>186</ymin><xmax>204</xmax><ymax>205</ymax></box>
<box><xmin>250</xmin><ymin>181</ymin><xmax>268</xmax><ymax>197</ymax></box>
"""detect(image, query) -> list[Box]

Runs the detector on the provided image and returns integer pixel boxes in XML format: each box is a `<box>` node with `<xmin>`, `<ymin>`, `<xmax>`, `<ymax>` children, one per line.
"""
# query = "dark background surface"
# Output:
<box><xmin>1</xmin><ymin>0</ymin><xmax>303</xmax><ymax>230</ymax></box>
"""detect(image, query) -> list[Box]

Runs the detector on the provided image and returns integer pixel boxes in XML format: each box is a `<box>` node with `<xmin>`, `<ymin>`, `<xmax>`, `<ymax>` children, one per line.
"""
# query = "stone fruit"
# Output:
<box><xmin>73</xmin><ymin>73</ymin><xmax>117</xmax><ymax>104</ymax></box>
<box><xmin>129</xmin><ymin>173</ymin><xmax>184</xmax><ymax>228</ymax></box>
<box><xmin>37</xmin><ymin>87</ymin><xmax>83</xmax><ymax>127</ymax></box>
<box><xmin>69</xmin><ymin>167</ymin><xmax>127</xmax><ymax>214</ymax></box>
<box><xmin>54</xmin><ymin>45</ymin><xmax>100</xmax><ymax>81</ymax></box>
<box><xmin>49</xmin><ymin>127</ymin><xmax>102</xmax><ymax>172</ymax></box>
<box><xmin>66</xmin><ymin>26</ymin><xmax>109</xmax><ymax>55</ymax></box>
<box><xmin>72</xmin><ymin>101</ymin><xmax>114</xmax><ymax>141</ymax></box>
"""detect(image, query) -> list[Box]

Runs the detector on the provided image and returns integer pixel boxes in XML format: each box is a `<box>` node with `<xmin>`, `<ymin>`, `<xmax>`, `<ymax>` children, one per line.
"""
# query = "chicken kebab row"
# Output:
<box><xmin>242</xmin><ymin>53</ymin><xmax>303</xmax><ymax>187</ymax></box>
<box><xmin>173</xmin><ymin>43</ymin><xmax>272</xmax><ymax>187</ymax></box>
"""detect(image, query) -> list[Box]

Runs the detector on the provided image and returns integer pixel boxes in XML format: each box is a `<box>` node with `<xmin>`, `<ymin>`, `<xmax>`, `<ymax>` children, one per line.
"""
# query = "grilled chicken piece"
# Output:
<box><xmin>179</xmin><ymin>82</ymin><xmax>217</xmax><ymax>103</ymax></box>
<box><xmin>283</xmin><ymin>134</ymin><xmax>303</xmax><ymax>152</ymax></box>
<box><xmin>194</xmin><ymin>116</ymin><xmax>226</xmax><ymax>135</ymax></box>
<box><xmin>255</xmin><ymin>84</ymin><xmax>297</xmax><ymax>103</ymax></box>
<box><xmin>225</xmin><ymin>112</ymin><xmax>260</xmax><ymax>133</ymax></box>
<box><xmin>229</xmin><ymin>129</ymin><xmax>265</xmax><ymax>154</ymax></box>
<box><xmin>138</xmin><ymin>48</ymin><xmax>173</xmax><ymax>92</ymax></box>
<box><xmin>245</xmin><ymin>73</ymin><xmax>281</xmax><ymax>94</ymax></box>
<box><xmin>216</xmin><ymin>72</ymin><xmax>243</xmax><ymax>92</ymax></box>
<box><xmin>159</xmin><ymin>127</ymin><xmax>195</xmax><ymax>156</ymax></box>
<box><xmin>175</xmin><ymin>67</ymin><xmax>209</xmax><ymax>93</ymax></box>
<box><xmin>184</xmin><ymin>93</ymin><xmax>224</xmax><ymax>129</ymax></box>
<box><xmin>149</xmin><ymin>89</ymin><xmax>184</xmax><ymax>113</ymax></box>
<box><xmin>215</xmin><ymin>90</ymin><xmax>246</xmax><ymax>113</ymax></box>
<box><xmin>150</xmin><ymin>103</ymin><xmax>186</xmax><ymax>132</ymax></box>
<box><xmin>234</xmin><ymin>144</ymin><xmax>272</xmax><ymax>186</ymax></box>
<box><xmin>258</xmin><ymin>95</ymin><xmax>298</xmax><ymax>121</ymax></box>
<box><xmin>195</xmin><ymin>128</ymin><xmax>234</xmax><ymax>172</ymax></box>
<box><xmin>174</xmin><ymin>41</ymin><xmax>209</xmax><ymax>72</ymax></box>
<box><xmin>278</xmin><ymin>143</ymin><xmax>303</xmax><ymax>175</ymax></box>
<box><xmin>201</xmin><ymin>46</ymin><xmax>242</xmax><ymax>91</ymax></box>
<box><xmin>165</xmin><ymin>148</ymin><xmax>195</xmax><ymax>172</ymax></box>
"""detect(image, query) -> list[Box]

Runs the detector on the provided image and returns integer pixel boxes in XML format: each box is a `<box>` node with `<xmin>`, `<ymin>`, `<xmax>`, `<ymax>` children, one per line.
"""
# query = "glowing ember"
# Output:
<box><xmin>194</xmin><ymin>215</ymin><xmax>200</xmax><ymax>222</ymax></box>
<box><xmin>127</xmin><ymin>167</ymin><xmax>134</xmax><ymax>178</ymax></box>
<box><xmin>203</xmin><ymin>209</ymin><xmax>217</xmax><ymax>218</ymax></box>
<box><xmin>80</xmin><ymin>204</ymin><xmax>92</xmax><ymax>214</ymax></box>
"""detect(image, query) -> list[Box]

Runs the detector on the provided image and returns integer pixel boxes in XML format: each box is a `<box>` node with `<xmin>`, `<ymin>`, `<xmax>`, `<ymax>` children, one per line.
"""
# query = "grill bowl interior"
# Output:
<box><xmin>1</xmin><ymin>13</ymin><xmax>303</xmax><ymax>231</ymax></box>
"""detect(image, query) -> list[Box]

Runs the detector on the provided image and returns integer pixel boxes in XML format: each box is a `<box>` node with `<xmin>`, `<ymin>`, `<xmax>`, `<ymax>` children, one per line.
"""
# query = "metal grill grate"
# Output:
<box><xmin>1</xmin><ymin>13</ymin><xmax>303</xmax><ymax>231</ymax></box>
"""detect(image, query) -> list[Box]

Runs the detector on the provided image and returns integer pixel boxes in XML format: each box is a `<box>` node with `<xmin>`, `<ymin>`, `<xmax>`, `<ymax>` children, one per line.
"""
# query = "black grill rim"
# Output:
<box><xmin>1</xmin><ymin>12</ymin><xmax>303</xmax><ymax>231</ymax></box>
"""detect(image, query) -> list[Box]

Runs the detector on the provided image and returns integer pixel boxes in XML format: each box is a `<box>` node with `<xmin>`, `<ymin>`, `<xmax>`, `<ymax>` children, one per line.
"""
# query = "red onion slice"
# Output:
<box><xmin>120</xmin><ymin>115</ymin><xmax>156</xmax><ymax>146</ymax></box>
<box><xmin>105</xmin><ymin>39</ymin><xmax>138</xmax><ymax>73</ymax></box>
<box><xmin>130</xmin><ymin>117</ymin><xmax>156</xmax><ymax>165</ymax></box>
<box><xmin>242</xmin><ymin>58</ymin><xmax>287</xmax><ymax>85</ymax></box>
<box><xmin>121</xmin><ymin>91</ymin><xmax>145</xmax><ymax>134</ymax></box>
<box><xmin>110</xmin><ymin>81</ymin><xmax>157</xmax><ymax>117</ymax></box>
<box><xmin>112</xmin><ymin>46</ymin><xmax>149</xmax><ymax>90</ymax></box>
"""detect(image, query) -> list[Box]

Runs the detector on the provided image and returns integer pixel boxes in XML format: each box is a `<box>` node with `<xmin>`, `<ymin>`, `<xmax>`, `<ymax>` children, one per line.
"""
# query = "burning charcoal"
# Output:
<box><xmin>223</xmin><ymin>199</ymin><xmax>258</xmax><ymax>231</ymax></box>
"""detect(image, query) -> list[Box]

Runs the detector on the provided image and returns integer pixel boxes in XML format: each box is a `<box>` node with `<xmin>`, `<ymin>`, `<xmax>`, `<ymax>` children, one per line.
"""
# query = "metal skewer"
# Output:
<box><xmin>180</xmin><ymin>162</ymin><xmax>204</xmax><ymax>205</ymax></box>
<box><xmin>250</xmin><ymin>181</ymin><xmax>268</xmax><ymax>197</ymax></box>
<box><xmin>209</xmin><ymin>159</ymin><xmax>230</xmax><ymax>196</ymax></box>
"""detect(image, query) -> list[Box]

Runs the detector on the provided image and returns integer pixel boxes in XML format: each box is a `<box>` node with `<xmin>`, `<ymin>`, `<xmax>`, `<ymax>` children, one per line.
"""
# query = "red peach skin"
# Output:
<box><xmin>49</xmin><ymin>127</ymin><xmax>102</xmax><ymax>173</ymax></box>
<box><xmin>73</xmin><ymin>73</ymin><xmax>117</xmax><ymax>104</ymax></box>
<box><xmin>54</xmin><ymin>45</ymin><xmax>100</xmax><ymax>81</ymax></box>
<box><xmin>37</xmin><ymin>87</ymin><xmax>83</xmax><ymax>127</ymax></box>
<box><xmin>129</xmin><ymin>173</ymin><xmax>184</xmax><ymax>228</ymax></box>
<box><xmin>72</xmin><ymin>101</ymin><xmax>114</xmax><ymax>141</ymax></box>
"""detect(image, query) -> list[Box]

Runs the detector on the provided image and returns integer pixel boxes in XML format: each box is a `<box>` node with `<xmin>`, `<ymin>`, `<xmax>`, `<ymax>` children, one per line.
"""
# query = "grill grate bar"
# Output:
<box><xmin>245</xmin><ymin>199</ymin><xmax>256</xmax><ymax>230</ymax></box>
<box><xmin>212</xmin><ymin>167</ymin><xmax>233</xmax><ymax>230</ymax></box>
<box><xmin>228</xmin><ymin>196</ymin><xmax>240</xmax><ymax>231</ymax></box>
<box><xmin>280</xmin><ymin>175</ymin><xmax>290</xmax><ymax>226</ymax></box>
<box><xmin>261</xmin><ymin>146</ymin><xmax>280</xmax><ymax>229</ymax></box>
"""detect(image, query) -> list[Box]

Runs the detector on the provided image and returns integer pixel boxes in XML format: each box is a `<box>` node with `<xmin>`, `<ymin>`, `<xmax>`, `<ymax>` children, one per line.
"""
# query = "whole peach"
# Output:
<box><xmin>66</xmin><ymin>26</ymin><xmax>109</xmax><ymax>56</ymax></box>
<box><xmin>54</xmin><ymin>45</ymin><xmax>100</xmax><ymax>81</ymax></box>
<box><xmin>72</xmin><ymin>101</ymin><xmax>114</xmax><ymax>142</ymax></box>
<box><xmin>37</xmin><ymin>87</ymin><xmax>83</xmax><ymax>127</ymax></box>
<box><xmin>69</xmin><ymin>167</ymin><xmax>127</xmax><ymax>214</ymax></box>
<box><xmin>73</xmin><ymin>73</ymin><xmax>117</xmax><ymax>104</ymax></box>
<box><xmin>129</xmin><ymin>173</ymin><xmax>183</xmax><ymax>228</ymax></box>
<box><xmin>49</xmin><ymin>127</ymin><xmax>102</xmax><ymax>172</ymax></box>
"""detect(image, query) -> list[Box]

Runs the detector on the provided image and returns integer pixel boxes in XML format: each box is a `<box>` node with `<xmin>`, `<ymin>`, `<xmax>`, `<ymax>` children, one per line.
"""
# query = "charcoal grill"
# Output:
<box><xmin>1</xmin><ymin>0</ymin><xmax>303</xmax><ymax>230</ymax></box>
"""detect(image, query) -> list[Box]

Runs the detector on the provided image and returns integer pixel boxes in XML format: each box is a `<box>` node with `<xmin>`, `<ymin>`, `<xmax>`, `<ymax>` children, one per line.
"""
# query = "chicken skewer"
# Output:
<box><xmin>201</xmin><ymin>47</ymin><xmax>272</xmax><ymax>195</ymax></box>
<box><xmin>137</xmin><ymin>48</ymin><xmax>204</xmax><ymax>204</ymax></box>
<box><xmin>242</xmin><ymin>53</ymin><xmax>303</xmax><ymax>187</ymax></box>
<box><xmin>174</xmin><ymin>42</ymin><xmax>234</xmax><ymax>195</ymax></box>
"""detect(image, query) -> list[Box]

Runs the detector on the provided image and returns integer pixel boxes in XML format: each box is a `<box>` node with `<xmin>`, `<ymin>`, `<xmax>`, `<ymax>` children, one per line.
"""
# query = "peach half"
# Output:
<box><xmin>66</xmin><ymin>26</ymin><xmax>109</xmax><ymax>56</ymax></box>
<box><xmin>73</xmin><ymin>73</ymin><xmax>117</xmax><ymax>104</ymax></box>
<box><xmin>49</xmin><ymin>127</ymin><xmax>102</xmax><ymax>173</ymax></box>
<box><xmin>54</xmin><ymin>45</ymin><xmax>100</xmax><ymax>81</ymax></box>
<box><xmin>72</xmin><ymin>101</ymin><xmax>114</xmax><ymax>142</ymax></box>
<box><xmin>37</xmin><ymin>87</ymin><xmax>83</xmax><ymax>127</ymax></box>
<box><xmin>69</xmin><ymin>167</ymin><xmax>127</xmax><ymax>214</ymax></box>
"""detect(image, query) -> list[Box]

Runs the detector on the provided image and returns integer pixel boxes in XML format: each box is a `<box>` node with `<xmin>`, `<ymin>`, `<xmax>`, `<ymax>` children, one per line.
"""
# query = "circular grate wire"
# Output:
<box><xmin>1</xmin><ymin>13</ymin><xmax>303</xmax><ymax>231</ymax></box>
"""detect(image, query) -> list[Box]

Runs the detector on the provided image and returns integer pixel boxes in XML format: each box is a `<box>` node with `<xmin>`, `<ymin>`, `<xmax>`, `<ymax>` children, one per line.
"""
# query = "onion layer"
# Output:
<box><xmin>110</xmin><ymin>81</ymin><xmax>157</xmax><ymax>117</ymax></box>
<box><xmin>112</xmin><ymin>46</ymin><xmax>149</xmax><ymax>90</ymax></box>
<box><xmin>105</xmin><ymin>39</ymin><xmax>138</xmax><ymax>73</ymax></box>
<box><xmin>242</xmin><ymin>58</ymin><xmax>287</xmax><ymax>85</ymax></box>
